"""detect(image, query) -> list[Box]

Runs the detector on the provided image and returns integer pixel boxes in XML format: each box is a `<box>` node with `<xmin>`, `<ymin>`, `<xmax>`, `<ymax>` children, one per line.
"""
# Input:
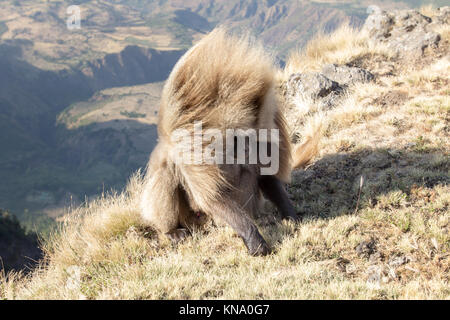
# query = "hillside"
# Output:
<box><xmin>1</xmin><ymin>0</ymin><xmax>433</xmax><ymax>67</ymax></box>
<box><xmin>0</xmin><ymin>0</ymin><xmax>447</xmax><ymax>232</ymax></box>
<box><xmin>1</xmin><ymin>7</ymin><xmax>448</xmax><ymax>299</ymax></box>
<box><xmin>0</xmin><ymin>44</ymin><xmax>182</xmax><ymax>230</ymax></box>
<box><xmin>0</xmin><ymin>210</ymin><xmax>41</xmax><ymax>272</ymax></box>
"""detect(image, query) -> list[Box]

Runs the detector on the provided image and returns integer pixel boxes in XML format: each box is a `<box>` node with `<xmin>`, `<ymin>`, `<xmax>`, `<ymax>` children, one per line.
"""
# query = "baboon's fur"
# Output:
<box><xmin>140</xmin><ymin>29</ymin><xmax>317</xmax><ymax>255</ymax></box>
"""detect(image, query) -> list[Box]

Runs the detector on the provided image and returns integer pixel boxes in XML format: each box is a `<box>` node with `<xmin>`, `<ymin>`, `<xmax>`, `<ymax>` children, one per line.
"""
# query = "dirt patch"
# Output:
<box><xmin>347</xmin><ymin>53</ymin><xmax>398</xmax><ymax>77</ymax></box>
<box><xmin>373</xmin><ymin>90</ymin><xmax>409</xmax><ymax>108</ymax></box>
<box><xmin>413</xmin><ymin>39</ymin><xmax>450</xmax><ymax>70</ymax></box>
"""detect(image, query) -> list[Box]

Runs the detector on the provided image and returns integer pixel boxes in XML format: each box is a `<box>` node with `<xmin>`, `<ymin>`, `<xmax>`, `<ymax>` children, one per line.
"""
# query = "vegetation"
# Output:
<box><xmin>120</xmin><ymin>111</ymin><xmax>146</xmax><ymax>119</ymax></box>
<box><xmin>0</xmin><ymin>210</ymin><xmax>41</xmax><ymax>273</ymax></box>
<box><xmin>284</xmin><ymin>24</ymin><xmax>393</xmax><ymax>75</ymax></box>
<box><xmin>1</xmin><ymin>10</ymin><xmax>448</xmax><ymax>298</ymax></box>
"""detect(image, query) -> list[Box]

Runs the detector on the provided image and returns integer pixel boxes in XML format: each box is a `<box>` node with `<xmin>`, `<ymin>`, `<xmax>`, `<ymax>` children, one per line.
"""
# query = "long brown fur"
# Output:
<box><xmin>292</xmin><ymin>135</ymin><xmax>321</xmax><ymax>169</ymax></box>
<box><xmin>140</xmin><ymin>28</ymin><xmax>314</xmax><ymax>255</ymax></box>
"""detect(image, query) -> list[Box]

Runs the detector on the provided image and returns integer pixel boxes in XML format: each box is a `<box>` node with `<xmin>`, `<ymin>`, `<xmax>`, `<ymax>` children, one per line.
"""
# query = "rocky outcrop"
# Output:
<box><xmin>321</xmin><ymin>64</ymin><xmax>374</xmax><ymax>86</ymax></box>
<box><xmin>285</xmin><ymin>72</ymin><xmax>342</xmax><ymax>109</ymax></box>
<box><xmin>283</xmin><ymin>7</ymin><xmax>449</xmax><ymax>112</ymax></box>
<box><xmin>363</xmin><ymin>7</ymin><xmax>448</xmax><ymax>56</ymax></box>
<box><xmin>285</xmin><ymin>64</ymin><xmax>374</xmax><ymax>110</ymax></box>
<box><xmin>431</xmin><ymin>6</ymin><xmax>450</xmax><ymax>25</ymax></box>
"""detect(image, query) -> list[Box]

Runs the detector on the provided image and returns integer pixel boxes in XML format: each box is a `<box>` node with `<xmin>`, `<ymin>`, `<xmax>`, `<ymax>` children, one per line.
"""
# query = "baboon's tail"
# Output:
<box><xmin>292</xmin><ymin>135</ymin><xmax>320</xmax><ymax>169</ymax></box>
<box><xmin>292</xmin><ymin>115</ymin><xmax>324</xmax><ymax>170</ymax></box>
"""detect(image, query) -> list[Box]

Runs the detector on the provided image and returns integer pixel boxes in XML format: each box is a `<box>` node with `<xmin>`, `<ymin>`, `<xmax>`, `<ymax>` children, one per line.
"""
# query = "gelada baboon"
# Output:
<box><xmin>140</xmin><ymin>28</ymin><xmax>318</xmax><ymax>255</ymax></box>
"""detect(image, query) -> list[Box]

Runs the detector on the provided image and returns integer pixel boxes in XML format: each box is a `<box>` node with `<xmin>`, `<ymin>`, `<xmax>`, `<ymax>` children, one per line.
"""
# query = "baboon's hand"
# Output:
<box><xmin>248</xmin><ymin>241</ymin><xmax>271</xmax><ymax>256</ymax></box>
<box><xmin>166</xmin><ymin>228</ymin><xmax>189</xmax><ymax>243</ymax></box>
<box><xmin>283</xmin><ymin>213</ymin><xmax>303</xmax><ymax>222</ymax></box>
<box><xmin>243</xmin><ymin>227</ymin><xmax>271</xmax><ymax>256</ymax></box>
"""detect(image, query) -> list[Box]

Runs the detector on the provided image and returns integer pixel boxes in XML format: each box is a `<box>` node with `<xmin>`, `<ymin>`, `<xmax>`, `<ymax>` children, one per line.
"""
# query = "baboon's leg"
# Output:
<box><xmin>257</xmin><ymin>175</ymin><xmax>299</xmax><ymax>221</ymax></box>
<box><xmin>168</xmin><ymin>187</ymin><xmax>210</xmax><ymax>243</ymax></box>
<box><xmin>206</xmin><ymin>200</ymin><xmax>271</xmax><ymax>256</ymax></box>
<box><xmin>166</xmin><ymin>187</ymin><xmax>199</xmax><ymax>243</ymax></box>
<box><xmin>141</xmin><ymin>164</ymin><xmax>188</xmax><ymax>243</ymax></box>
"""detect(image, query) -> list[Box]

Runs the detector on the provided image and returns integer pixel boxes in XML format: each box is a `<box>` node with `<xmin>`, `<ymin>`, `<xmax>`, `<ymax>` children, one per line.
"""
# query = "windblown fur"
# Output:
<box><xmin>140</xmin><ymin>29</ymin><xmax>316</xmax><ymax>250</ymax></box>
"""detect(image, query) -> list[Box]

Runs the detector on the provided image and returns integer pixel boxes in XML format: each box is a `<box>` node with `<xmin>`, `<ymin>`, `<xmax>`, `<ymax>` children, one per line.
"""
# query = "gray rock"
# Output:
<box><xmin>355</xmin><ymin>239</ymin><xmax>377</xmax><ymax>258</ymax></box>
<box><xmin>321</xmin><ymin>64</ymin><xmax>374</xmax><ymax>86</ymax></box>
<box><xmin>434</xmin><ymin>6</ymin><xmax>450</xmax><ymax>25</ymax></box>
<box><xmin>396</xmin><ymin>10</ymin><xmax>432</xmax><ymax>32</ymax></box>
<box><xmin>366</xmin><ymin>265</ymin><xmax>384</xmax><ymax>284</ymax></box>
<box><xmin>284</xmin><ymin>63</ymin><xmax>374</xmax><ymax>110</ymax></box>
<box><xmin>363</xmin><ymin>10</ymin><xmax>394</xmax><ymax>40</ymax></box>
<box><xmin>389</xmin><ymin>26</ymin><xmax>440</xmax><ymax>55</ymax></box>
<box><xmin>429</xmin><ymin>7</ymin><xmax>450</xmax><ymax>31</ymax></box>
<box><xmin>362</xmin><ymin>8</ymin><xmax>443</xmax><ymax>56</ymax></box>
<box><xmin>388</xmin><ymin>255</ymin><xmax>410</xmax><ymax>268</ymax></box>
<box><xmin>287</xmin><ymin>72</ymin><xmax>341</xmax><ymax>99</ymax></box>
<box><xmin>286</xmin><ymin>72</ymin><xmax>343</xmax><ymax>109</ymax></box>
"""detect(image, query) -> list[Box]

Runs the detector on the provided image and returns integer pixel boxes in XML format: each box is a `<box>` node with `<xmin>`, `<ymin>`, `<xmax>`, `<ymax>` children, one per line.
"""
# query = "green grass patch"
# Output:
<box><xmin>120</xmin><ymin>111</ymin><xmax>146</xmax><ymax>119</ymax></box>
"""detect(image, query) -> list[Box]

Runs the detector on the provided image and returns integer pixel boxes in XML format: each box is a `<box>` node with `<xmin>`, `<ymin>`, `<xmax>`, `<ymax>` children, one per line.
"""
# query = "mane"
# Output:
<box><xmin>158</xmin><ymin>28</ymin><xmax>276</xmax><ymax>137</ymax></box>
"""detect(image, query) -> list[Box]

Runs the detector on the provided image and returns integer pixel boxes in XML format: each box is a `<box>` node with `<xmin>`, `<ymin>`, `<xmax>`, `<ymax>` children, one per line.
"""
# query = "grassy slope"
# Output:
<box><xmin>1</xmin><ymin>10</ymin><xmax>449</xmax><ymax>300</ymax></box>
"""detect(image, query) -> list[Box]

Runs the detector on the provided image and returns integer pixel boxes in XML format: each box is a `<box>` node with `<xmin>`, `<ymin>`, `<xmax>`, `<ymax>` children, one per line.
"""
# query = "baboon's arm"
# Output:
<box><xmin>208</xmin><ymin>200</ymin><xmax>271</xmax><ymax>256</ymax></box>
<box><xmin>258</xmin><ymin>175</ymin><xmax>299</xmax><ymax>221</ymax></box>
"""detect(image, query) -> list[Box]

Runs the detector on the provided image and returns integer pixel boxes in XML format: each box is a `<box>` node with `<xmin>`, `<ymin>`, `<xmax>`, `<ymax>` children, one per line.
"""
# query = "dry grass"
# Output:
<box><xmin>284</xmin><ymin>25</ymin><xmax>393</xmax><ymax>76</ymax></box>
<box><xmin>1</xmin><ymin>23</ymin><xmax>449</xmax><ymax>300</ymax></box>
<box><xmin>419</xmin><ymin>5</ymin><xmax>437</xmax><ymax>18</ymax></box>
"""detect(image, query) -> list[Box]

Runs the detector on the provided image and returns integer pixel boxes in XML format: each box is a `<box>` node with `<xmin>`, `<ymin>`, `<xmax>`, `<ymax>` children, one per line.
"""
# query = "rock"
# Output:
<box><xmin>388</xmin><ymin>28</ymin><xmax>440</xmax><ymax>56</ymax></box>
<box><xmin>321</xmin><ymin>64</ymin><xmax>374</xmax><ymax>86</ymax></box>
<box><xmin>284</xmin><ymin>63</ymin><xmax>374</xmax><ymax>111</ymax></box>
<box><xmin>355</xmin><ymin>239</ymin><xmax>377</xmax><ymax>258</ymax></box>
<box><xmin>388</xmin><ymin>255</ymin><xmax>410</xmax><ymax>268</ymax></box>
<box><xmin>396</xmin><ymin>10</ymin><xmax>432</xmax><ymax>32</ymax></box>
<box><xmin>285</xmin><ymin>72</ymin><xmax>343</xmax><ymax>109</ymax></box>
<box><xmin>287</xmin><ymin>72</ymin><xmax>342</xmax><ymax>99</ymax></box>
<box><xmin>433</xmin><ymin>7</ymin><xmax>450</xmax><ymax>25</ymax></box>
<box><xmin>366</xmin><ymin>265</ymin><xmax>384</xmax><ymax>284</ymax></box>
<box><xmin>369</xmin><ymin>251</ymin><xmax>384</xmax><ymax>264</ymax></box>
<box><xmin>363</xmin><ymin>10</ymin><xmax>394</xmax><ymax>40</ymax></box>
<box><xmin>428</xmin><ymin>7</ymin><xmax>450</xmax><ymax>48</ymax></box>
<box><xmin>362</xmin><ymin>8</ymin><xmax>443</xmax><ymax>57</ymax></box>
